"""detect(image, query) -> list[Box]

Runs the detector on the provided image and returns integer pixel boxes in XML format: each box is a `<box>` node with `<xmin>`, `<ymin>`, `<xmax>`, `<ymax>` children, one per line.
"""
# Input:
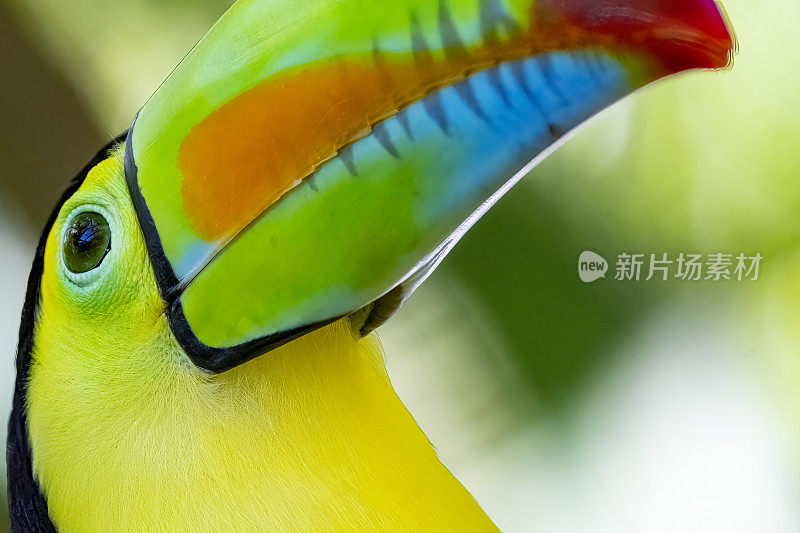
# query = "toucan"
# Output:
<box><xmin>7</xmin><ymin>0</ymin><xmax>734</xmax><ymax>530</ymax></box>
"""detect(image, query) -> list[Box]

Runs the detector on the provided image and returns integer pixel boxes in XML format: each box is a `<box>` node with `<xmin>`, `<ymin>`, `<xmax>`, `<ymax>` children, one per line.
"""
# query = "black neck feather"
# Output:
<box><xmin>7</xmin><ymin>134</ymin><xmax>127</xmax><ymax>532</ymax></box>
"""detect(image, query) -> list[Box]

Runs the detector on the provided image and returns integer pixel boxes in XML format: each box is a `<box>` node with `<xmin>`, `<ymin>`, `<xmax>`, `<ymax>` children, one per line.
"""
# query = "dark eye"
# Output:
<box><xmin>63</xmin><ymin>212</ymin><xmax>111</xmax><ymax>274</ymax></box>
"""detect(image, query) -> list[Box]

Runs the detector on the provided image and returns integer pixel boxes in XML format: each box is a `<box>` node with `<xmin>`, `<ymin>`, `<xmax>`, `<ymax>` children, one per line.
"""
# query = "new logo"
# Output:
<box><xmin>578</xmin><ymin>251</ymin><xmax>608</xmax><ymax>283</ymax></box>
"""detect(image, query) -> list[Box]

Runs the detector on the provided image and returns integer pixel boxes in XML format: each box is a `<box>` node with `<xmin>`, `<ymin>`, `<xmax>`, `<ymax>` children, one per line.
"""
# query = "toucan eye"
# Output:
<box><xmin>63</xmin><ymin>212</ymin><xmax>112</xmax><ymax>274</ymax></box>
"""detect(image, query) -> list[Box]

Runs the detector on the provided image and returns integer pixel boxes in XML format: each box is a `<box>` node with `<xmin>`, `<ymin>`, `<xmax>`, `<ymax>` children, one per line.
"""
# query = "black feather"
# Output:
<box><xmin>7</xmin><ymin>133</ymin><xmax>127</xmax><ymax>532</ymax></box>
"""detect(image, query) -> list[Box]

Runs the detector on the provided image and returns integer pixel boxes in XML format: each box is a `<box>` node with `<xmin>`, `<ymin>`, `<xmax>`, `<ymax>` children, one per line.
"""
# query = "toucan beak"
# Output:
<box><xmin>124</xmin><ymin>0</ymin><xmax>734</xmax><ymax>372</ymax></box>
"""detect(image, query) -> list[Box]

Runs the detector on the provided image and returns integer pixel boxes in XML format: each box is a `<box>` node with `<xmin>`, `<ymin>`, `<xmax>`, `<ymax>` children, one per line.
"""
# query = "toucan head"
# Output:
<box><xmin>30</xmin><ymin>0</ymin><xmax>734</xmax><ymax>380</ymax></box>
<box><xmin>9</xmin><ymin>2</ymin><xmax>736</xmax><ymax>529</ymax></box>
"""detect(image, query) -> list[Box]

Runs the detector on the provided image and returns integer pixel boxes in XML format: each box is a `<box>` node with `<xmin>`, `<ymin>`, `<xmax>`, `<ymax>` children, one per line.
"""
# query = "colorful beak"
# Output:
<box><xmin>124</xmin><ymin>0</ymin><xmax>734</xmax><ymax>372</ymax></box>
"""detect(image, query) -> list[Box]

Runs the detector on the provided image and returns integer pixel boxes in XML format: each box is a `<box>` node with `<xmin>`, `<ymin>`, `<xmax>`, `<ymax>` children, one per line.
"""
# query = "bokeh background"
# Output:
<box><xmin>1</xmin><ymin>0</ymin><xmax>799</xmax><ymax>531</ymax></box>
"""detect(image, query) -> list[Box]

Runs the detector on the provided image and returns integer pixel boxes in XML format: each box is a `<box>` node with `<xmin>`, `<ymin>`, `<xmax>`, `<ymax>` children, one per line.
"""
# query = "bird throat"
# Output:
<box><xmin>26</xmin><ymin>318</ymin><xmax>496</xmax><ymax>530</ymax></box>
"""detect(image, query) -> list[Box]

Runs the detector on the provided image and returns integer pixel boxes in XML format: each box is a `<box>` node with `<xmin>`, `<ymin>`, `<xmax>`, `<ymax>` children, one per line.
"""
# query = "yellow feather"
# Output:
<box><xmin>27</xmin><ymin>154</ymin><xmax>496</xmax><ymax>531</ymax></box>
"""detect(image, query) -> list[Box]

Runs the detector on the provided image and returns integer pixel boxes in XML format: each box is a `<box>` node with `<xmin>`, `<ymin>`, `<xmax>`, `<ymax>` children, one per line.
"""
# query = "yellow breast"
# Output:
<box><xmin>28</xmin><ymin>316</ymin><xmax>496</xmax><ymax>531</ymax></box>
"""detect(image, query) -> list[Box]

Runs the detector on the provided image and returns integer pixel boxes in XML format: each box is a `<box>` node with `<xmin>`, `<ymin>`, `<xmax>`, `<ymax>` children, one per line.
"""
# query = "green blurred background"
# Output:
<box><xmin>1</xmin><ymin>1</ymin><xmax>799</xmax><ymax>531</ymax></box>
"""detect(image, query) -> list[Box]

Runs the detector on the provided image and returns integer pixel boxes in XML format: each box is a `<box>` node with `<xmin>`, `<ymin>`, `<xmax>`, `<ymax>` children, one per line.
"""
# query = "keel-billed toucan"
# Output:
<box><xmin>7</xmin><ymin>0</ymin><xmax>734</xmax><ymax>530</ymax></box>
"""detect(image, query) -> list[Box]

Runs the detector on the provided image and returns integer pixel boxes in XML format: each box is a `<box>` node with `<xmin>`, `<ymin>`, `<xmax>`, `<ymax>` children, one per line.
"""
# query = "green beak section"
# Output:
<box><xmin>124</xmin><ymin>0</ymin><xmax>734</xmax><ymax>372</ymax></box>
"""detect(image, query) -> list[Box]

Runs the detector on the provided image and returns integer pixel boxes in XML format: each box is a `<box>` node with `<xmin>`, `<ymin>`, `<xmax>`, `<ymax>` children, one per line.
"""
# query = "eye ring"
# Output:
<box><xmin>60</xmin><ymin>204</ymin><xmax>115</xmax><ymax>287</ymax></box>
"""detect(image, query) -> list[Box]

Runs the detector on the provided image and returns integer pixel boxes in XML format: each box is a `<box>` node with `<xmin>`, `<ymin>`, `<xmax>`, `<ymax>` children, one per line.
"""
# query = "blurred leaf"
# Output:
<box><xmin>441</xmin><ymin>186</ymin><xmax>656</xmax><ymax>414</ymax></box>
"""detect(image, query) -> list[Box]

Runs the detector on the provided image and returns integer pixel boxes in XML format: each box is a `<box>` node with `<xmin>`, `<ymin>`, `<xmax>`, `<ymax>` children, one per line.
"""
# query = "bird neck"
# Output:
<box><xmin>27</xmin><ymin>317</ymin><xmax>495</xmax><ymax>531</ymax></box>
